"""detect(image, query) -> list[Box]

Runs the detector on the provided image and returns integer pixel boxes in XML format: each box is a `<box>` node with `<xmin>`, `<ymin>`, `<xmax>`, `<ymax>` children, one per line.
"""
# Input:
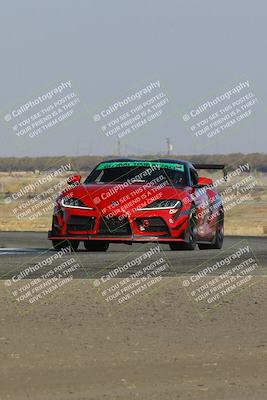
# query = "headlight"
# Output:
<box><xmin>138</xmin><ymin>199</ymin><xmax>182</xmax><ymax>210</ymax></box>
<box><xmin>61</xmin><ymin>197</ymin><xmax>94</xmax><ymax>210</ymax></box>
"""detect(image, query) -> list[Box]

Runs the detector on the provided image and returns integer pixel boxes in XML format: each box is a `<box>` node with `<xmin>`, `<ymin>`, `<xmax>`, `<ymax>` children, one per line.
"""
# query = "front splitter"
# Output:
<box><xmin>48</xmin><ymin>231</ymin><xmax>185</xmax><ymax>243</ymax></box>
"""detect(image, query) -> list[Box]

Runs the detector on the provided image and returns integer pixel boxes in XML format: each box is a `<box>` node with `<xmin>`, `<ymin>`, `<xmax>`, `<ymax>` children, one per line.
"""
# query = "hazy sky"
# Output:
<box><xmin>0</xmin><ymin>0</ymin><xmax>266</xmax><ymax>157</ymax></box>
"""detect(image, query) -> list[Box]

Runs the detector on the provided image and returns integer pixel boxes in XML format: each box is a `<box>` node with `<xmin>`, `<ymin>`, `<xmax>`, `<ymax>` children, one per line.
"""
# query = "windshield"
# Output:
<box><xmin>84</xmin><ymin>161</ymin><xmax>189</xmax><ymax>186</ymax></box>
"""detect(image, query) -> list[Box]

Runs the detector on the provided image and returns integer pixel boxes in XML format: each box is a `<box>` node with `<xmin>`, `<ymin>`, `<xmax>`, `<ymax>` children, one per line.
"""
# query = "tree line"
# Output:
<box><xmin>0</xmin><ymin>153</ymin><xmax>266</xmax><ymax>172</ymax></box>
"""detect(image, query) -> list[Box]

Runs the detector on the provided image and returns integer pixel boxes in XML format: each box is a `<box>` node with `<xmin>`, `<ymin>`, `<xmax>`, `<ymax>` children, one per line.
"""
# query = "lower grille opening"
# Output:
<box><xmin>99</xmin><ymin>217</ymin><xmax>132</xmax><ymax>236</ymax></box>
<box><xmin>135</xmin><ymin>217</ymin><xmax>169</xmax><ymax>233</ymax></box>
<box><xmin>67</xmin><ymin>216</ymin><xmax>95</xmax><ymax>231</ymax></box>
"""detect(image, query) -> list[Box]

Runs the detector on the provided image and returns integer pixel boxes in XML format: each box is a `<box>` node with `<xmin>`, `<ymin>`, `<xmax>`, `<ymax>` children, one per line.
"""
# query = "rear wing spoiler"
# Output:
<box><xmin>193</xmin><ymin>163</ymin><xmax>227</xmax><ymax>180</ymax></box>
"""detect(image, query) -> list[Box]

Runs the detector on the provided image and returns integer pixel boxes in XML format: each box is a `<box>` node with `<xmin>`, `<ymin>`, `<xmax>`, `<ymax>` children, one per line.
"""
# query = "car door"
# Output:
<box><xmin>189</xmin><ymin>168</ymin><xmax>213</xmax><ymax>240</ymax></box>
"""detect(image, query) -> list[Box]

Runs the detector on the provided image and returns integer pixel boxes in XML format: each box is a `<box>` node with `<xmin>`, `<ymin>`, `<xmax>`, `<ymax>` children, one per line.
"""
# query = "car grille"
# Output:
<box><xmin>135</xmin><ymin>217</ymin><xmax>169</xmax><ymax>233</ymax></box>
<box><xmin>67</xmin><ymin>216</ymin><xmax>95</xmax><ymax>231</ymax></box>
<box><xmin>99</xmin><ymin>217</ymin><xmax>132</xmax><ymax>236</ymax></box>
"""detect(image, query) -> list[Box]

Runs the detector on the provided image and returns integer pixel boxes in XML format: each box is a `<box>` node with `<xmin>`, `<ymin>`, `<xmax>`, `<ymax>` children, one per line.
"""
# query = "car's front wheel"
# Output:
<box><xmin>169</xmin><ymin>207</ymin><xmax>197</xmax><ymax>251</ymax></box>
<box><xmin>84</xmin><ymin>241</ymin><xmax>109</xmax><ymax>252</ymax></box>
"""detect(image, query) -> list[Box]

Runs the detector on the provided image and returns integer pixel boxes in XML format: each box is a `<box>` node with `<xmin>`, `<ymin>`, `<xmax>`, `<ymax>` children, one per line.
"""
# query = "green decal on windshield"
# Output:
<box><xmin>96</xmin><ymin>161</ymin><xmax>185</xmax><ymax>172</ymax></box>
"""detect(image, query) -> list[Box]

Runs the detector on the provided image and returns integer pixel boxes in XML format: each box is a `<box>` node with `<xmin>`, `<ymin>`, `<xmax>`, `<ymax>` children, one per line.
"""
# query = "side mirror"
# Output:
<box><xmin>197</xmin><ymin>176</ymin><xmax>213</xmax><ymax>187</ymax></box>
<box><xmin>67</xmin><ymin>175</ymin><xmax>81</xmax><ymax>185</ymax></box>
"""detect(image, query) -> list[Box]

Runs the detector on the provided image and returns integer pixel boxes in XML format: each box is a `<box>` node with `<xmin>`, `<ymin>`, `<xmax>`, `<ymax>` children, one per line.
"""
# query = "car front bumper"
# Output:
<box><xmin>48</xmin><ymin>207</ymin><xmax>190</xmax><ymax>243</ymax></box>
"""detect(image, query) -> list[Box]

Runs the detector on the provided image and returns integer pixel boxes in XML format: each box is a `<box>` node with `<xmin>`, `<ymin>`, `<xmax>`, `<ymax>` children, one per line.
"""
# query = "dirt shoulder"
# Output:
<box><xmin>1</xmin><ymin>278</ymin><xmax>267</xmax><ymax>400</ymax></box>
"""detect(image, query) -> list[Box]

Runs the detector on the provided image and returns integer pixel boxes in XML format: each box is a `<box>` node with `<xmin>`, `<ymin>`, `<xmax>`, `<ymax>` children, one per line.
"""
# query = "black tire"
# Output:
<box><xmin>52</xmin><ymin>239</ymin><xmax>79</xmax><ymax>252</ymax></box>
<box><xmin>198</xmin><ymin>208</ymin><xmax>224</xmax><ymax>250</ymax></box>
<box><xmin>84</xmin><ymin>241</ymin><xmax>109</xmax><ymax>252</ymax></box>
<box><xmin>170</xmin><ymin>207</ymin><xmax>197</xmax><ymax>251</ymax></box>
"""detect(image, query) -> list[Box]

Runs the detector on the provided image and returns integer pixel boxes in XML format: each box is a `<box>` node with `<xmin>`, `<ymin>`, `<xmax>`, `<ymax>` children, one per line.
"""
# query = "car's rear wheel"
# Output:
<box><xmin>170</xmin><ymin>207</ymin><xmax>197</xmax><ymax>251</ymax></box>
<box><xmin>84</xmin><ymin>241</ymin><xmax>109</xmax><ymax>252</ymax></box>
<box><xmin>198</xmin><ymin>208</ymin><xmax>224</xmax><ymax>250</ymax></box>
<box><xmin>52</xmin><ymin>239</ymin><xmax>79</xmax><ymax>252</ymax></box>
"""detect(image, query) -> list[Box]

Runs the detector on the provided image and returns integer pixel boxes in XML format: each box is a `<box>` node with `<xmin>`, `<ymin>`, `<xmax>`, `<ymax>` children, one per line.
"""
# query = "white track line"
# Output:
<box><xmin>0</xmin><ymin>248</ymin><xmax>45</xmax><ymax>255</ymax></box>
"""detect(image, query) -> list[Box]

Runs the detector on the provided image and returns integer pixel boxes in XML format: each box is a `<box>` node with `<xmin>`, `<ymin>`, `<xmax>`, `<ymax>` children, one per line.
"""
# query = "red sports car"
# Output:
<box><xmin>48</xmin><ymin>159</ymin><xmax>225</xmax><ymax>251</ymax></box>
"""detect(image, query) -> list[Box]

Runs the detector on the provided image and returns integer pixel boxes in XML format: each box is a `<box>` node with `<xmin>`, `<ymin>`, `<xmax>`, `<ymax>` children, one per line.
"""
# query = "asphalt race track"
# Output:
<box><xmin>0</xmin><ymin>231</ymin><xmax>266</xmax><ymax>279</ymax></box>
